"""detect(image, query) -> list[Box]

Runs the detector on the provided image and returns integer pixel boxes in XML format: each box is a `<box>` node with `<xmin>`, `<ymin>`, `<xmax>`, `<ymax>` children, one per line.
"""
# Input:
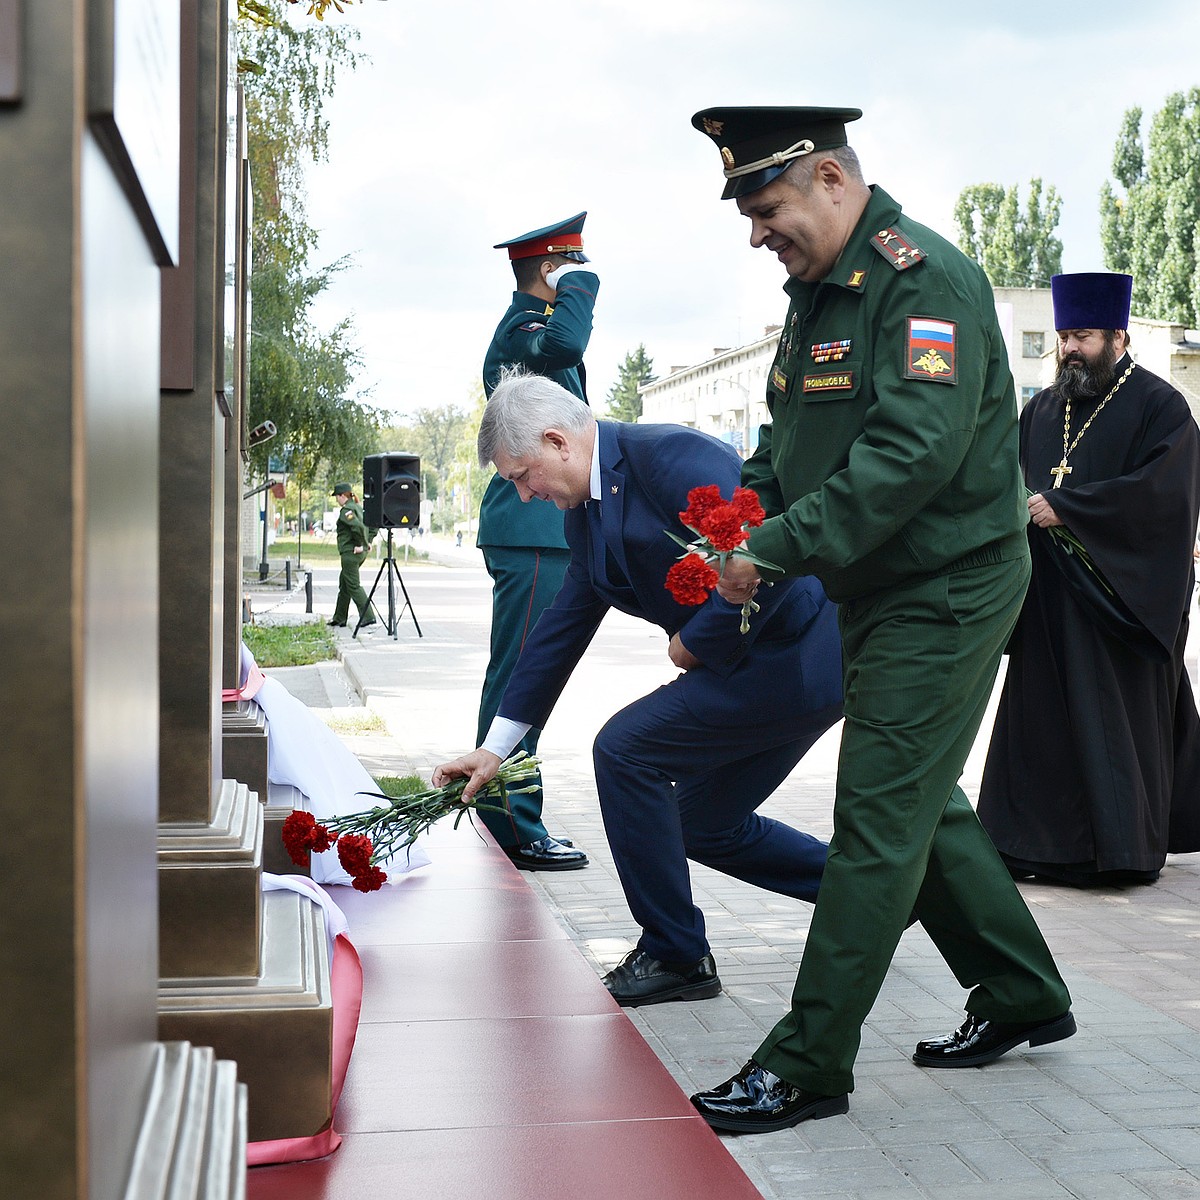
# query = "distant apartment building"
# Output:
<box><xmin>1108</xmin><ymin>316</ymin><xmax>1200</xmax><ymax>424</ymax></box>
<box><xmin>998</xmin><ymin>288</ymin><xmax>1200</xmax><ymax>420</ymax></box>
<box><xmin>639</xmin><ymin>326</ymin><xmax>780</xmax><ymax>455</ymax></box>
<box><xmin>993</xmin><ymin>286</ymin><xmax>1056</xmax><ymax>407</ymax></box>
<box><xmin>640</xmin><ymin>288</ymin><xmax>1200</xmax><ymax>449</ymax></box>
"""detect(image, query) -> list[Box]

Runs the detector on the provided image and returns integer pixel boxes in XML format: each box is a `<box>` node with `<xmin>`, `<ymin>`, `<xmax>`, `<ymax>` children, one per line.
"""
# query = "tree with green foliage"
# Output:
<box><xmin>239</xmin><ymin>5</ymin><xmax>378</xmax><ymax>491</ymax></box>
<box><xmin>1099</xmin><ymin>89</ymin><xmax>1200</xmax><ymax>326</ymax></box>
<box><xmin>380</xmin><ymin>404</ymin><xmax>470</xmax><ymax>531</ymax></box>
<box><xmin>284</xmin><ymin>0</ymin><xmax>356</xmax><ymax>21</ymax></box>
<box><xmin>444</xmin><ymin>383</ymin><xmax>489</xmax><ymax>535</ymax></box>
<box><xmin>953</xmin><ymin>179</ymin><xmax>1063</xmax><ymax>288</ymax></box>
<box><xmin>410</xmin><ymin>404</ymin><xmax>469</xmax><ymax>491</ymax></box>
<box><xmin>240</xmin><ymin>0</ymin><xmax>355</xmax><ymax>32</ymax></box>
<box><xmin>606</xmin><ymin>344</ymin><xmax>656</xmax><ymax>421</ymax></box>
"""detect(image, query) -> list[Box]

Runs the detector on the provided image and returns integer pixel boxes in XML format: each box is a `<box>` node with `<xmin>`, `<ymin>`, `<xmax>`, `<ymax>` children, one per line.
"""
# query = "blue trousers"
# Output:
<box><xmin>593</xmin><ymin>682</ymin><xmax>840</xmax><ymax>963</ymax></box>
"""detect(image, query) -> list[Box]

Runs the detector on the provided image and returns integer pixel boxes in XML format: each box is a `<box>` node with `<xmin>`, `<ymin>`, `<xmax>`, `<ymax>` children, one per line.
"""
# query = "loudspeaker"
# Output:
<box><xmin>362</xmin><ymin>452</ymin><xmax>421</xmax><ymax>528</ymax></box>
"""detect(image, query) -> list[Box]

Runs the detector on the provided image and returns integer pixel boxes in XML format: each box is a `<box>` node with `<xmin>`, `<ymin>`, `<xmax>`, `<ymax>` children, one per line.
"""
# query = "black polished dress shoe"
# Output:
<box><xmin>691</xmin><ymin>1061</ymin><xmax>849</xmax><ymax>1133</ymax></box>
<box><xmin>503</xmin><ymin>836</ymin><xmax>588</xmax><ymax>871</ymax></box>
<box><xmin>602</xmin><ymin>948</ymin><xmax>721</xmax><ymax>1006</ymax></box>
<box><xmin>326</xmin><ymin>619</ymin><xmax>347</xmax><ymax>627</ymax></box>
<box><xmin>913</xmin><ymin>1010</ymin><xmax>1076</xmax><ymax>1068</ymax></box>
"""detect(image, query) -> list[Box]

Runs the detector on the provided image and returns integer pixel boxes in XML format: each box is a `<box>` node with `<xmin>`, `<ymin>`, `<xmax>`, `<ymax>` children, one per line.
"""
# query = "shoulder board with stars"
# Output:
<box><xmin>870</xmin><ymin>227</ymin><xmax>926</xmax><ymax>272</ymax></box>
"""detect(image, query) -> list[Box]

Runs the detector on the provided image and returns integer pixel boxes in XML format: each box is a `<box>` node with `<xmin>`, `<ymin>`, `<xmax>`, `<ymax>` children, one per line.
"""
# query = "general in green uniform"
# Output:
<box><xmin>686</xmin><ymin>107</ymin><xmax>1074</xmax><ymax>1134</ymax></box>
<box><xmin>328</xmin><ymin>482</ymin><xmax>377</xmax><ymax>630</ymax></box>
<box><xmin>474</xmin><ymin>213</ymin><xmax>599</xmax><ymax>870</ymax></box>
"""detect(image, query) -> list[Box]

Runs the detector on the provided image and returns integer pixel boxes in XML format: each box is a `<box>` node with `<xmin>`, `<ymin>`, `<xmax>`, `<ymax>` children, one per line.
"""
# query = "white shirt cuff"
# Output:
<box><xmin>482</xmin><ymin>716</ymin><xmax>531</xmax><ymax>760</ymax></box>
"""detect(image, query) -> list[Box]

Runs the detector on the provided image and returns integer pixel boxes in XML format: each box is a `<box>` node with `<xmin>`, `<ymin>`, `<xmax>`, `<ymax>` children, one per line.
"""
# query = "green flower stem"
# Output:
<box><xmin>739</xmin><ymin>597</ymin><xmax>760</xmax><ymax>635</ymax></box>
<box><xmin>339</xmin><ymin>751</ymin><xmax>545</xmax><ymax>856</ymax></box>
<box><xmin>1024</xmin><ymin>487</ymin><xmax>1114</xmax><ymax>596</ymax></box>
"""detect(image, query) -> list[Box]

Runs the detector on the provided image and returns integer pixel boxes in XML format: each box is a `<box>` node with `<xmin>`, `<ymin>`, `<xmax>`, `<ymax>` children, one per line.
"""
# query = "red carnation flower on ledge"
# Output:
<box><xmin>281</xmin><ymin>811</ymin><xmax>388</xmax><ymax>891</ymax></box>
<box><xmin>281</xmin><ymin>810</ymin><xmax>336</xmax><ymax>867</ymax></box>
<box><xmin>664</xmin><ymin>484</ymin><xmax>778</xmax><ymax>633</ymax></box>
<box><xmin>350</xmin><ymin>865</ymin><xmax>389</xmax><ymax>893</ymax></box>
<box><xmin>278</xmin><ymin>753</ymin><xmax>546</xmax><ymax>898</ymax></box>
<box><xmin>336</xmin><ymin>833</ymin><xmax>375</xmax><ymax>877</ymax></box>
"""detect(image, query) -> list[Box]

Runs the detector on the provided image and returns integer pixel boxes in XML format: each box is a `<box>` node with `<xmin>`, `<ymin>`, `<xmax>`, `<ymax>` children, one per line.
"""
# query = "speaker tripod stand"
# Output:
<box><xmin>355</xmin><ymin>528</ymin><xmax>422</xmax><ymax>640</ymax></box>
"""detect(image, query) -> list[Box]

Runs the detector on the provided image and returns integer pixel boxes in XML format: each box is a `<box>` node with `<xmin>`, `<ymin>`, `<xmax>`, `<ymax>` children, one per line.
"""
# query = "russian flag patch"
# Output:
<box><xmin>905</xmin><ymin>316</ymin><xmax>957</xmax><ymax>384</ymax></box>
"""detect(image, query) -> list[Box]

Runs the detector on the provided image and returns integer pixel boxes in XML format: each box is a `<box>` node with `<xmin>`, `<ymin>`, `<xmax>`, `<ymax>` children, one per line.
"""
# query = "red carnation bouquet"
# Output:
<box><xmin>280</xmin><ymin>752</ymin><xmax>541</xmax><ymax>892</ymax></box>
<box><xmin>664</xmin><ymin>485</ymin><xmax>779</xmax><ymax>633</ymax></box>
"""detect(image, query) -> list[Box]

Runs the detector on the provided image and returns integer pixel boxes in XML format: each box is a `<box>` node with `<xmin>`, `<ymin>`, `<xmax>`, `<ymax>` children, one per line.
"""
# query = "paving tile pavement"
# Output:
<box><xmin>249</xmin><ymin>546</ymin><xmax>1200</xmax><ymax>1199</ymax></box>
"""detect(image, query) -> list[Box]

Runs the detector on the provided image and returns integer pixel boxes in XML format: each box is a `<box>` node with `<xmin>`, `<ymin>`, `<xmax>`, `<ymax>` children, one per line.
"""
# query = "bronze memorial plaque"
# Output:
<box><xmin>87</xmin><ymin>0</ymin><xmax>180</xmax><ymax>264</ymax></box>
<box><xmin>0</xmin><ymin>0</ymin><xmax>22</xmax><ymax>104</ymax></box>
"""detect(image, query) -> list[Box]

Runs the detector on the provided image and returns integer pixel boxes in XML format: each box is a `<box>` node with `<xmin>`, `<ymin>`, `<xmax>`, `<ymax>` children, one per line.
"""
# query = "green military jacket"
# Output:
<box><xmin>335</xmin><ymin>498</ymin><xmax>371</xmax><ymax>556</ymax></box>
<box><xmin>477</xmin><ymin>270</ymin><xmax>598</xmax><ymax>550</ymax></box>
<box><xmin>744</xmin><ymin>185</ymin><xmax>1027</xmax><ymax>603</ymax></box>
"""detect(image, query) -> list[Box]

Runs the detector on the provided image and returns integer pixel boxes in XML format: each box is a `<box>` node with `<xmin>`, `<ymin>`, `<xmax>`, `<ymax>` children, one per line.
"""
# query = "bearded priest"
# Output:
<box><xmin>978</xmin><ymin>271</ymin><xmax>1200</xmax><ymax>886</ymax></box>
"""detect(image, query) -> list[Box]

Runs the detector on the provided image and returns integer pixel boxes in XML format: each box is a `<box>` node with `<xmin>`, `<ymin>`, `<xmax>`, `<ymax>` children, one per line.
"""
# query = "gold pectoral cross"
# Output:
<box><xmin>1050</xmin><ymin>460</ymin><xmax>1072</xmax><ymax>488</ymax></box>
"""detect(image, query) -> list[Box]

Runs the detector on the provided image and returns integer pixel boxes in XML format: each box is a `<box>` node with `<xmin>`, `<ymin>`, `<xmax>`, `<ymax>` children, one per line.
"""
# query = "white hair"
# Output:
<box><xmin>478</xmin><ymin>367</ymin><xmax>594</xmax><ymax>468</ymax></box>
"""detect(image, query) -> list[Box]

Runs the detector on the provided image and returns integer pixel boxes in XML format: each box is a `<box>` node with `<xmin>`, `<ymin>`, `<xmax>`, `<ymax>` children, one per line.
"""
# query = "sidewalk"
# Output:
<box><xmin>250</xmin><ymin>553</ymin><xmax>1200</xmax><ymax>1199</ymax></box>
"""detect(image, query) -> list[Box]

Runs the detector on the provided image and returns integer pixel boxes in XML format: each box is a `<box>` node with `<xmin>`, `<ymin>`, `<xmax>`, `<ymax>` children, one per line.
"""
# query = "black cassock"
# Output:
<box><xmin>978</xmin><ymin>356</ymin><xmax>1200</xmax><ymax>883</ymax></box>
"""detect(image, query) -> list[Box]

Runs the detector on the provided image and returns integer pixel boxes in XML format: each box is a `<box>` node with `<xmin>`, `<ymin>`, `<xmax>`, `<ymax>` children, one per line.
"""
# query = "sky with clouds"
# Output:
<box><xmin>300</xmin><ymin>0</ymin><xmax>1200</xmax><ymax>419</ymax></box>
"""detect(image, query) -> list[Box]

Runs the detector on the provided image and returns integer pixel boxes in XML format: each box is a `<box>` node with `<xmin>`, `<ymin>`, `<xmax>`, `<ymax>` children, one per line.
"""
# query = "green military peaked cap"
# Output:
<box><xmin>331</xmin><ymin>482</ymin><xmax>354</xmax><ymax>496</ymax></box>
<box><xmin>691</xmin><ymin>106</ymin><xmax>863</xmax><ymax>199</ymax></box>
<box><xmin>493</xmin><ymin>211</ymin><xmax>589</xmax><ymax>262</ymax></box>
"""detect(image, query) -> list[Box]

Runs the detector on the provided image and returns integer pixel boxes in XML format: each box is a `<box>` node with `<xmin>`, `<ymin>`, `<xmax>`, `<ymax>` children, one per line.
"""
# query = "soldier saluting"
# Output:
<box><xmin>473</xmin><ymin>213</ymin><xmax>600</xmax><ymax>871</ymax></box>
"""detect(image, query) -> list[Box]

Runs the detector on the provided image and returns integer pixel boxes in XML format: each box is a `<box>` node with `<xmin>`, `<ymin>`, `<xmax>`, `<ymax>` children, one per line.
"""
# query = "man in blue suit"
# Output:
<box><xmin>433</xmin><ymin>370</ymin><xmax>843</xmax><ymax>1006</ymax></box>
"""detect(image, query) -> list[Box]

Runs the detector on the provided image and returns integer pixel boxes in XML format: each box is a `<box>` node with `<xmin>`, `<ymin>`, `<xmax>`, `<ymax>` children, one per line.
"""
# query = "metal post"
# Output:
<box><xmin>285</xmin><ymin>559</ymin><xmax>292</xmax><ymax>591</ymax></box>
<box><xmin>387</xmin><ymin>534</ymin><xmax>397</xmax><ymax>640</ymax></box>
<box><xmin>304</xmin><ymin>570</ymin><xmax>313</xmax><ymax>614</ymax></box>
<box><xmin>259</xmin><ymin>502</ymin><xmax>269</xmax><ymax>581</ymax></box>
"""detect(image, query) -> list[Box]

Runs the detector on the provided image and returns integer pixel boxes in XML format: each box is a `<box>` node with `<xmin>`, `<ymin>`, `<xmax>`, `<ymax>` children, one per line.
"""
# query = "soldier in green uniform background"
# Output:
<box><xmin>473</xmin><ymin>213</ymin><xmax>599</xmax><ymax>871</ymax></box>
<box><xmin>328</xmin><ymin>482</ymin><xmax>377</xmax><ymax>631</ymax></box>
<box><xmin>686</xmin><ymin>107</ymin><xmax>1074</xmax><ymax>1134</ymax></box>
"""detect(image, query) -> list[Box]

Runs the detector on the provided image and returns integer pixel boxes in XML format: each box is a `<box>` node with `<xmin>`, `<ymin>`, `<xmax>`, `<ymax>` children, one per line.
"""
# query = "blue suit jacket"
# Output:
<box><xmin>499</xmin><ymin>421</ymin><xmax>842</xmax><ymax>730</ymax></box>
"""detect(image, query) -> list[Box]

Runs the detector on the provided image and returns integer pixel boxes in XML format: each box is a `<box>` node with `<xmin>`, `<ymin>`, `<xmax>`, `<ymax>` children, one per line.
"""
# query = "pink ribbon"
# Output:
<box><xmin>221</xmin><ymin>661</ymin><xmax>267</xmax><ymax>704</ymax></box>
<box><xmin>245</xmin><ymin>931</ymin><xmax>364</xmax><ymax>1166</ymax></box>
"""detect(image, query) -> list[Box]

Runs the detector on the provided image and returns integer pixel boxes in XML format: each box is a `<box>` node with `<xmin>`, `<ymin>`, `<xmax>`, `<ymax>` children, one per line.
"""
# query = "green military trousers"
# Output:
<box><xmin>756</xmin><ymin>543</ymin><xmax>1071</xmax><ymax>1096</ymax></box>
<box><xmin>476</xmin><ymin>545</ymin><xmax>571</xmax><ymax>848</ymax></box>
<box><xmin>332</xmin><ymin>553</ymin><xmax>376</xmax><ymax>626</ymax></box>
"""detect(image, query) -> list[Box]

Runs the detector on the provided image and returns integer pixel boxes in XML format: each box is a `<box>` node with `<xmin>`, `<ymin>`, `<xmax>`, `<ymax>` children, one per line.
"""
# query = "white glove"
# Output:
<box><xmin>546</xmin><ymin>263</ymin><xmax>596</xmax><ymax>288</ymax></box>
